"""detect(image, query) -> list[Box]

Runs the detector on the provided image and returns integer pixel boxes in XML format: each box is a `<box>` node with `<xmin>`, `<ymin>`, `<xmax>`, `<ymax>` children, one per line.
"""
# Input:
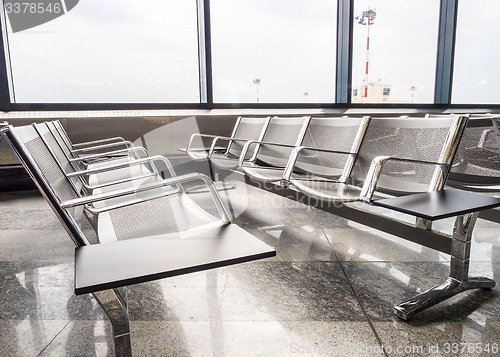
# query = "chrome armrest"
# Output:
<box><xmin>81</xmin><ymin>171</ymin><xmax>158</xmax><ymax>192</ymax></box>
<box><xmin>186</xmin><ymin>133</ymin><xmax>222</xmax><ymax>152</ymax></box>
<box><xmin>67</xmin><ymin>155</ymin><xmax>163</xmax><ymax>177</ymax></box>
<box><xmin>67</xmin><ymin>154</ymin><xmax>175</xmax><ymax>182</ymax></box>
<box><xmin>207</xmin><ymin>136</ymin><xmax>250</xmax><ymax>158</ymax></box>
<box><xmin>359</xmin><ymin>156</ymin><xmax>449</xmax><ymax>203</ymax></box>
<box><xmin>61</xmin><ymin>172</ymin><xmax>232</xmax><ymax>224</ymax></box>
<box><xmin>71</xmin><ymin>140</ymin><xmax>134</xmax><ymax>154</ymax></box>
<box><xmin>238</xmin><ymin>140</ymin><xmax>298</xmax><ymax>168</ymax></box>
<box><xmin>71</xmin><ymin>136</ymin><xmax>127</xmax><ymax>148</ymax></box>
<box><xmin>281</xmin><ymin>146</ymin><xmax>355</xmax><ymax>186</ymax></box>
<box><xmin>69</xmin><ymin>146</ymin><xmax>149</xmax><ymax>164</ymax></box>
<box><xmin>478</xmin><ymin>129</ymin><xmax>494</xmax><ymax>149</ymax></box>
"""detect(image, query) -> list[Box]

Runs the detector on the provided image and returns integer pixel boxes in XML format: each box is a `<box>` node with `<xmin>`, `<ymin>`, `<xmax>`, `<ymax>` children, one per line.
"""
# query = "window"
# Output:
<box><xmin>352</xmin><ymin>0</ymin><xmax>439</xmax><ymax>103</ymax></box>
<box><xmin>452</xmin><ymin>0</ymin><xmax>500</xmax><ymax>104</ymax></box>
<box><xmin>5</xmin><ymin>0</ymin><xmax>199</xmax><ymax>103</ymax></box>
<box><xmin>211</xmin><ymin>0</ymin><xmax>337</xmax><ymax>103</ymax></box>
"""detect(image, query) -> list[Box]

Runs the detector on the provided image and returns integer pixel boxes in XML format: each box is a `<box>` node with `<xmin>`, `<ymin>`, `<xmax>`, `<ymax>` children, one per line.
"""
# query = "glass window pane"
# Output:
<box><xmin>211</xmin><ymin>0</ymin><xmax>337</xmax><ymax>103</ymax></box>
<box><xmin>351</xmin><ymin>0</ymin><xmax>439</xmax><ymax>103</ymax></box>
<box><xmin>452</xmin><ymin>0</ymin><xmax>500</xmax><ymax>104</ymax></box>
<box><xmin>5</xmin><ymin>0</ymin><xmax>199</xmax><ymax>103</ymax></box>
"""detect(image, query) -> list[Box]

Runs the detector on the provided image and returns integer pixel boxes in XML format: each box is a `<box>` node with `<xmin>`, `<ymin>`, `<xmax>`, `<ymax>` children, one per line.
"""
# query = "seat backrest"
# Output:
<box><xmin>3</xmin><ymin>124</ymin><xmax>89</xmax><ymax>246</ymax></box>
<box><xmin>34</xmin><ymin>122</ymin><xmax>83</xmax><ymax>176</ymax></box>
<box><xmin>52</xmin><ymin>120</ymin><xmax>75</xmax><ymax>151</ymax></box>
<box><xmin>255</xmin><ymin>116</ymin><xmax>311</xmax><ymax>167</ymax></box>
<box><xmin>227</xmin><ymin>116</ymin><xmax>270</xmax><ymax>159</ymax></box>
<box><xmin>45</xmin><ymin>121</ymin><xmax>84</xmax><ymax>169</ymax></box>
<box><xmin>0</xmin><ymin>121</ymin><xmax>8</xmax><ymax>143</ymax></box>
<box><xmin>351</xmin><ymin>116</ymin><xmax>467</xmax><ymax>194</ymax></box>
<box><xmin>491</xmin><ymin>117</ymin><xmax>500</xmax><ymax>150</ymax></box>
<box><xmin>449</xmin><ymin>116</ymin><xmax>500</xmax><ymax>186</ymax></box>
<box><xmin>294</xmin><ymin>116</ymin><xmax>370</xmax><ymax>178</ymax></box>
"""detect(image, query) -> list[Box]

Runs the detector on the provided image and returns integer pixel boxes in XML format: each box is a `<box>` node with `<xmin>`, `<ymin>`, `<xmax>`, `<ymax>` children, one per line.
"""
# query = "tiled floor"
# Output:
<box><xmin>1</xmin><ymin>178</ymin><xmax>499</xmax><ymax>356</ymax></box>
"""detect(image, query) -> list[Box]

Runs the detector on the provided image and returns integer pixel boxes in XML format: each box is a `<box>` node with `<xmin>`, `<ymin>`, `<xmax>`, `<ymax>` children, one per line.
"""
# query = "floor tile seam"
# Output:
<box><xmin>217</xmin><ymin>274</ymin><xmax>229</xmax><ymax>318</ymax></box>
<box><xmin>310</xmin><ymin>207</ymin><xmax>389</xmax><ymax>355</ymax></box>
<box><xmin>335</xmin><ymin>258</ymin><xmax>389</xmax><ymax>357</ymax></box>
<box><xmin>186</xmin><ymin>318</ymin><xmax>373</xmax><ymax>323</ymax></box>
<box><xmin>338</xmin><ymin>259</ymin><xmax>454</xmax><ymax>264</ymax></box>
<box><xmin>309</xmin><ymin>206</ymin><xmax>342</xmax><ymax>263</ymax></box>
<box><xmin>36</xmin><ymin>318</ymin><xmax>72</xmax><ymax>357</ymax></box>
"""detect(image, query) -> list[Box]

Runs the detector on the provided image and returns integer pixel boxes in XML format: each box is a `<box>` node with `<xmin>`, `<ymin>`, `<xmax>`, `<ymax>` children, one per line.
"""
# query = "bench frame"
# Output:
<box><xmin>246</xmin><ymin>178</ymin><xmax>499</xmax><ymax>320</ymax></box>
<box><xmin>236</xmin><ymin>115</ymin><xmax>500</xmax><ymax>320</ymax></box>
<box><xmin>2</xmin><ymin>124</ymin><xmax>276</xmax><ymax>356</ymax></box>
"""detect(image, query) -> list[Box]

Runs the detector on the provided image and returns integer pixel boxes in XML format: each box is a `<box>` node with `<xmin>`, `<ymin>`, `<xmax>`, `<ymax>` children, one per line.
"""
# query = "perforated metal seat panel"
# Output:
<box><xmin>290</xmin><ymin>179</ymin><xmax>362</xmax><ymax>202</ymax></box>
<box><xmin>210</xmin><ymin>154</ymin><xmax>240</xmax><ymax>170</ymax></box>
<box><xmin>24</xmin><ymin>135</ymin><xmax>81</xmax><ymax>211</ymax></box>
<box><xmin>244</xmin><ymin>117</ymin><xmax>368</xmax><ymax>184</ymax></box>
<box><xmin>350</xmin><ymin>117</ymin><xmax>458</xmax><ymax>194</ymax></box>
<box><xmin>241</xmin><ymin>166</ymin><xmax>286</xmax><ymax>183</ymax></box>
<box><xmin>99</xmin><ymin>192</ymin><xmax>219</xmax><ymax>242</ymax></box>
<box><xmin>295</xmin><ymin>118</ymin><xmax>364</xmax><ymax>178</ymax></box>
<box><xmin>287</xmin><ymin>116</ymin><xmax>466</xmax><ymax>202</ymax></box>
<box><xmin>449</xmin><ymin>118</ymin><xmax>500</xmax><ymax>186</ymax></box>
<box><xmin>256</xmin><ymin>117</ymin><xmax>309</xmax><ymax>167</ymax></box>
<box><xmin>17</xmin><ymin>125</ymin><xmax>221</xmax><ymax>245</ymax></box>
<box><xmin>228</xmin><ymin>118</ymin><xmax>269</xmax><ymax>158</ymax></box>
<box><xmin>187</xmin><ymin>150</ymin><xmax>209</xmax><ymax>161</ymax></box>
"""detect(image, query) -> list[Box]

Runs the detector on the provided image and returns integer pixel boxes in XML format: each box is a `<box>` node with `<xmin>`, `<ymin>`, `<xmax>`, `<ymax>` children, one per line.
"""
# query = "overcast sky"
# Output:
<box><xmin>4</xmin><ymin>0</ymin><xmax>500</xmax><ymax>104</ymax></box>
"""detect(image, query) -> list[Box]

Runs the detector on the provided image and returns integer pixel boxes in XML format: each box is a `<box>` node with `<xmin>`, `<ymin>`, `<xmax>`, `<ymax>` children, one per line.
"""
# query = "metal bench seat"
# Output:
<box><xmin>246</xmin><ymin>115</ymin><xmax>500</xmax><ymax>320</ymax></box>
<box><xmin>2</xmin><ymin>124</ymin><xmax>275</xmax><ymax>356</ymax></box>
<box><xmin>50</xmin><ymin>120</ymin><xmax>140</xmax><ymax>166</ymax></box>
<box><xmin>446</xmin><ymin>115</ymin><xmax>500</xmax><ymax>223</ymax></box>
<box><xmin>290</xmin><ymin>179</ymin><xmax>367</xmax><ymax>202</ymax></box>
<box><xmin>36</xmin><ymin>122</ymin><xmax>165</xmax><ymax>193</ymax></box>
<box><xmin>45</xmin><ymin>121</ymin><xmax>157</xmax><ymax>193</ymax></box>
<box><xmin>239</xmin><ymin>116</ymin><xmax>311</xmax><ymax>181</ymax></box>
<box><xmin>207</xmin><ymin>117</ymin><xmax>273</xmax><ymax>171</ymax></box>
<box><xmin>285</xmin><ymin>116</ymin><xmax>466</xmax><ymax>204</ymax></box>
<box><xmin>241</xmin><ymin>117</ymin><xmax>371</xmax><ymax>185</ymax></box>
<box><xmin>181</xmin><ymin>116</ymin><xmax>270</xmax><ymax>165</ymax></box>
<box><xmin>448</xmin><ymin>115</ymin><xmax>500</xmax><ymax>190</ymax></box>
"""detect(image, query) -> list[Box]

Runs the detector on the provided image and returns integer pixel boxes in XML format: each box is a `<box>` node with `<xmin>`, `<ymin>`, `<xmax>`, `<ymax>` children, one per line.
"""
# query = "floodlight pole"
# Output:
<box><xmin>253</xmin><ymin>78</ymin><xmax>261</xmax><ymax>103</ymax></box>
<box><xmin>356</xmin><ymin>9</ymin><xmax>377</xmax><ymax>99</ymax></box>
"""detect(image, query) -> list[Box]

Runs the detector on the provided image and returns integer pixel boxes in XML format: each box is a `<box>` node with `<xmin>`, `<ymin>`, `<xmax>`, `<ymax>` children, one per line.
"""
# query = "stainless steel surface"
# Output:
<box><xmin>2</xmin><ymin>125</ymin><xmax>91</xmax><ymax>246</ymax></box>
<box><xmin>393</xmin><ymin>212</ymin><xmax>496</xmax><ymax>320</ymax></box>
<box><xmin>359</xmin><ymin>156</ymin><xmax>449</xmax><ymax>203</ymax></box>
<box><xmin>340</xmin><ymin>116</ymin><xmax>371</xmax><ymax>183</ymax></box>
<box><xmin>428</xmin><ymin>115</ymin><xmax>467</xmax><ymax>191</ymax></box>
<box><xmin>92</xmin><ymin>289</ymin><xmax>132</xmax><ymax>357</ymax></box>
<box><xmin>205</xmin><ymin>117</ymin><xmax>271</xmax><ymax>169</ymax></box>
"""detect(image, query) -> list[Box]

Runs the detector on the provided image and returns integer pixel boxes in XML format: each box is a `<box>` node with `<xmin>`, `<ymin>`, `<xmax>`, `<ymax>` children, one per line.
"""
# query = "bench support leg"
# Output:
<box><xmin>92</xmin><ymin>289</ymin><xmax>132</xmax><ymax>357</ymax></box>
<box><xmin>393</xmin><ymin>212</ymin><xmax>496</xmax><ymax>321</ymax></box>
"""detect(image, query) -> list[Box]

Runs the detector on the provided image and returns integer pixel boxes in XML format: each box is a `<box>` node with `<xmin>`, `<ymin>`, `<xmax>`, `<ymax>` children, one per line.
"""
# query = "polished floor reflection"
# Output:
<box><xmin>1</xmin><ymin>180</ymin><xmax>499</xmax><ymax>356</ymax></box>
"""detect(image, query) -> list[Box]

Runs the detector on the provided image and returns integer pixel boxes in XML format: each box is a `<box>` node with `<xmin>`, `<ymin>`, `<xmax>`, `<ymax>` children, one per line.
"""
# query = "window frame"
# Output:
<box><xmin>1</xmin><ymin>0</ymin><xmax>499</xmax><ymax>111</ymax></box>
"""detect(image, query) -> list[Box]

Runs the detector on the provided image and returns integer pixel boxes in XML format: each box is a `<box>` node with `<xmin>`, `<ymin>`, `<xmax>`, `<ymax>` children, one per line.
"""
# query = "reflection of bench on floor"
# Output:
<box><xmin>1</xmin><ymin>123</ymin><xmax>275</xmax><ymax>357</ymax></box>
<box><xmin>240</xmin><ymin>115</ymin><xmax>500</xmax><ymax>320</ymax></box>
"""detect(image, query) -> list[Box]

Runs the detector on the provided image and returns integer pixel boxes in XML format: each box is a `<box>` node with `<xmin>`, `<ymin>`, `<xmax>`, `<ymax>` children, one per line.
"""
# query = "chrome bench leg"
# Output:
<box><xmin>394</xmin><ymin>212</ymin><xmax>496</xmax><ymax>321</ymax></box>
<box><xmin>92</xmin><ymin>289</ymin><xmax>132</xmax><ymax>357</ymax></box>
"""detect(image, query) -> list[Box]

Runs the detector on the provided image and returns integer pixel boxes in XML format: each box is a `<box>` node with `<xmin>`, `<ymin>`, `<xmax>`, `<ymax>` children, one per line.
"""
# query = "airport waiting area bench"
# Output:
<box><xmin>0</xmin><ymin>123</ymin><xmax>276</xmax><ymax>357</ymax></box>
<box><xmin>218</xmin><ymin>114</ymin><xmax>500</xmax><ymax>320</ymax></box>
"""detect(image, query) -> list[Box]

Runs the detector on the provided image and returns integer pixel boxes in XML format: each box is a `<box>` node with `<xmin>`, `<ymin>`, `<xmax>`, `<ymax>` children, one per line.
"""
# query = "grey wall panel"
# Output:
<box><xmin>0</xmin><ymin>115</ymin><xmax>238</xmax><ymax>166</ymax></box>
